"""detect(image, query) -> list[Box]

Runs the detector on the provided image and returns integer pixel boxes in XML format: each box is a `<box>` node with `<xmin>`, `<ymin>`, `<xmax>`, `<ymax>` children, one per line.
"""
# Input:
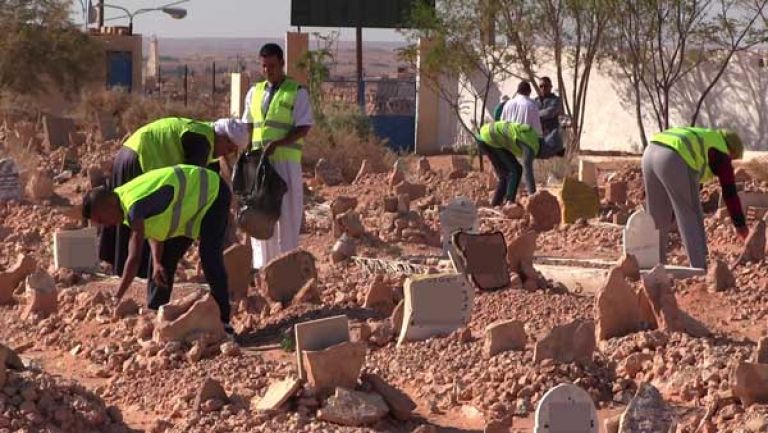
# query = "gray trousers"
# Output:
<box><xmin>641</xmin><ymin>143</ymin><xmax>708</xmax><ymax>269</ymax></box>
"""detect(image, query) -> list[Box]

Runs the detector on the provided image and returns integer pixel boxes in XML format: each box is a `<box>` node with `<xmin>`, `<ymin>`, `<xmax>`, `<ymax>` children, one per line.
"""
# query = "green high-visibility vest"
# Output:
<box><xmin>123</xmin><ymin>117</ymin><xmax>215</xmax><ymax>172</ymax></box>
<box><xmin>650</xmin><ymin>127</ymin><xmax>729</xmax><ymax>183</ymax></box>
<box><xmin>114</xmin><ymin>165</ymin><xmax>219</xmax><ymax>241</ymax></box>
<box><xmin>249</xmin><ymin>78</ymin><xmax>303</xmax><ymax>163</ymax></box>
<box><xmin>479</xmin><ymin>121</ymin><xmax>541</xmax><ymax>158</ymax></box>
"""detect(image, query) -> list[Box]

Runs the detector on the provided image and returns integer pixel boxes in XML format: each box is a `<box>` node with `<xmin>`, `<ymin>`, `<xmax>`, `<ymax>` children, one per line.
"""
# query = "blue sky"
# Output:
<box><xmin>71</xmin><ymin>0</ymin><xmax>405</xmax><ymax>41</ymax></box>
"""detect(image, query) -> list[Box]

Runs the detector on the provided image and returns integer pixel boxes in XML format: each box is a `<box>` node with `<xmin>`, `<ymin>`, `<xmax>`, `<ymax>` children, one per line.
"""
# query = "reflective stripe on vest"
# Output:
<box><xmin>250</xmin><ymin>79</ymin><xmax>303</xmax><ymax>162</ymax></box>
<box><xmin>650</xmin><ymin>127</ymin><xmax>729</xmax><ymax>183</ymax></box>
<box><xmin>123</xmin><ymin>117</ymin><xmax>215</xmax><ymax>172</ymax></box>
<box><xmin>115</xmin><ymin>165</ymin><xmax>218</xmax><ymax>241</ymax></box>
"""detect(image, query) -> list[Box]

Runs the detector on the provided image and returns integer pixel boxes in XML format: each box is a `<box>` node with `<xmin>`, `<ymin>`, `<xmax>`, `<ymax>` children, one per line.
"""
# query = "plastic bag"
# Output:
<box><xmin>231</xmin><ymin>150</ymin><xmax>287</xmax><ymax>240</ymax></box>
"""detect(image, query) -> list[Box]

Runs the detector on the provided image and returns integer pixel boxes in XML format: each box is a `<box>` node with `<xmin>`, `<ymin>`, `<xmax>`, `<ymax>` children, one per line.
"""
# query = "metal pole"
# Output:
<box><xmin>356</xmin><ymin>26</ymin><xmax>364</xmax><ymax>111</ymax></box>
<box><xmin>184</xmin><ymin>65</ymin><xmax>188</xmax><ymax>106</ymax></box>
<box><xmin>98</xmin><ymin>0</ymin><xmax>104</xmax><ymax>29</ymax></box>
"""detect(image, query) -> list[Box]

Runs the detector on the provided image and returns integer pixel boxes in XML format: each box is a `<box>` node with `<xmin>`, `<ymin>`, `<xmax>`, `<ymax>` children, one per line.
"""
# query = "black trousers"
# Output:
<box><xmin>479</xmin><ymin>142</ymin><xmax>523</xmax><ymax>206</ymax></box>
<box><xmin>146</xmin><ymin>176</ymin><xmax>232</xmax><ymax>324</ymax></box>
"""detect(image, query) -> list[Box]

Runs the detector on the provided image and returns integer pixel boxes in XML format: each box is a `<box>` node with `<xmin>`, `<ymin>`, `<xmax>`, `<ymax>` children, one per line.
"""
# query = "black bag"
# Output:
<box><xmin>231</xmin><ymin>150</ymin><xmax>287</xmax><ymax>240</ymax></box>
<box><xmin>536</xmin><ymin>128</ymin><xmax>565</xmax><ymax>159</ymax></box>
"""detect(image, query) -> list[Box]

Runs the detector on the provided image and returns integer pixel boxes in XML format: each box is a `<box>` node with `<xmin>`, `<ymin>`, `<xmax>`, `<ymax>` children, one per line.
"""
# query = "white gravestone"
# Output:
<box><xmin>294</xmin><ymin>315</ymin><xmax>350</xmax><ymax>380</ymax></box>
<box><xmin>439</xmin><ymin>197</ymin><xmax>477</xmax><ymax>255</ymax></box>
<box><xmin>397</xmin><ymin>273</ymin><xmax>474</xmax><ymax>346</ymax></box>
<box><xmin>53</xmin><ymin>227</ymin><xmax>99</xmax><ymax>271</ymax></box>
<box><xmin>0</xmin><ymin>159</ymin><xmax>21</xmax><ymax>202</ymax></box>
<box><xmin>623</xmin><ymin>209</ymin><xmax>660</xmax><ymax>269</ymax></box>
<box><xmin>534</xmin><ymin>383</ymin><xmax>598</xmax><ymax>433</ymax></box>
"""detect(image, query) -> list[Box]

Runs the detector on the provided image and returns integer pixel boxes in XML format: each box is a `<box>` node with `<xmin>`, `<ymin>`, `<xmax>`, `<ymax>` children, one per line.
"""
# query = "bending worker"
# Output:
<box><xmin>99</xmin><ymin>117</ymin><xmax>249</xmax><ymax>279</ymax></box>
<box><xmin>642</xmin><ymin>127</ymin><xmax>748</xmax><ymax>269</ymax></box>
<box><xmin>476</xmin><ymin>121</ymin><xmax>540</xmax><ymax>206</ymax></box>
<box><xmin>83</xmin><ymin>165</ymin><xmax>234</xmax><ymax>335</ymax></box>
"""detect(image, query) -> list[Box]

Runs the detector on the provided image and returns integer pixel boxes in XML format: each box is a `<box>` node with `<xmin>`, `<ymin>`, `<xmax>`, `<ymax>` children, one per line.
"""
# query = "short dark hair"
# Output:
<box><xmin>82</xmin><ymin>186</ymin><xmax>114</xmax><ymax>220</ymax></box>
<box><xmin>517</xmin><ymin>81</ymin><xmax>532</xmax><ymax>96</ymax></box>
<box><xmin>259</xmin><ymin>43</ymin><xmax>284</xmax><ymax>61</ymax></box>
<box><xmin>539</xmin><ymin>76</ymin><xmax>552</xmax><ymax>86</ymax></box>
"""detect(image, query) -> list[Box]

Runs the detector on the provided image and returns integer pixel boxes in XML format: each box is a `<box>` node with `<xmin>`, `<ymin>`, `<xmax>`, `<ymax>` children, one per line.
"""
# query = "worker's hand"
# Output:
<box><xmin>737</xmin><ymin>225</ymin><xmax>749</xmax><ymax>241</ymax></box>
<box><xmin>263</xmin><ymin>140</ymin><xmax>279</xmax><ymax>156</ymax></box>
<box><xmin>152</xmin><ymin>263</ymin><xmax>169</xmax><ymax>288</ymax></box>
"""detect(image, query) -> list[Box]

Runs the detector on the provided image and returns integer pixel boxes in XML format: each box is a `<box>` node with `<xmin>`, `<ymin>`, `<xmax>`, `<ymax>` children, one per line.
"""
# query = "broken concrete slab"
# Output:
<box><xmin>534</xmin><ymin>383</ymin><xmax>598</xmax><ymax>433</ymax></box>
<box><xmin>454</xmin><ymin>231</ymin><xmax>510</xmax><ymax>291</ymax></box>
<box><xmin>254</xmin><ymin>377</ymin><xmax>300</xmax><ymax>412</ymax></box>
<box><xmin>623</xmin><ymin>209</ymin><xmax>660</xmax><ymax>269</ymax></box>
<box><xmin>397</xmin><ymin>273</ymin><xmax>474</xmax><ymax>346</ymax></box>
<box><xmin>533</xmin><ymin>319</ymin><xmax>595</xmax><ymax>364</ymax></box>
<box><xmin>560</xmin><ymin>177</ymin><xmax>600</xmax><ymax>224</ymax></box>
<box><xmin>223</xmin><ymin>243</ymin><xmax>251</xmax><ymax>302</ymax></box>
<box><xmin>526</xmin><ymin>190</ymin><xmax>561</xmax><ymax>232</ymax></box>
<box><xmin>484</xmin><ymin>319</ymin><xmax>526</xmax><ymax>357</ymax></box>
<box><xmin>0</xmin><ymin>158</ymin><xmax>21</xmax><ymax>202</ymax></box>
<box><xmin>439</xmin><ymin>197</ymin><xmax>478</xmax><ymax>254</ymax></box>
<box><xmin>733</xmin><ymin>362</ymin><xmax>768</xmax><ymax>405</ymax></box>
<box><xmin>53</xmin><ymin>227</ymin><xmax>98</xmax><ymax>271</ymax></box>
<box><xmin>317</xmin><ymin>387</ymin><xmax>389</xmax><ymax>427</ymax></box>
<box><xmin>362</xmin><ymin>373</ymin><xmax>416</xmax><ymax>421</ymax></box>
<box><xmin>302</xmin><ymin>341</ymin><xmax>365</xmax><ymax>397</ymax></box>
<box><xmin>294</xmin><ymin>315</ymin><xmax>350</xmax><ymax>380</ymax></box>
<box><xmin>22</xmin><ymin>270</ymin><xmax>57</xmax><ymax>320</ymax></box>
<box><xmin>42</xmin><ymin>115</ymin><xmax>75</xmax><ymax>149</ymax></box>
<box><xmin>154</xmin><ymin>292</ymin><xmax>226</xmax><ymax>343</ymax></box>
<box><xmin>618</xmin><ymin>383</ymin><xmax>677</xmax><ymax>433</ymax></box>
<box><xmin>263</xmin><ymin>249</ymin><xmax>317</xmax><ymax>303</ymax></box>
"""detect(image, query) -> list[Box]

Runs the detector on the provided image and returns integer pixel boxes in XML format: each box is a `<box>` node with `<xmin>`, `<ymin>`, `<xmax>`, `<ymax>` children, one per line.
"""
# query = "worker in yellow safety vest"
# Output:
<box><xmin>83</xmin><ymin>165</ymin><xmax>234</xmax><ymax>335</ymax></box>
<box><xmin>241</xmin><ymin>43</ymin><xmax>314</xmax><ymax>272</ymax></box>
<box><xmin>642</xmin><ymin>127</ymin><xmax>748</xmax><ymax>269</ymax></box>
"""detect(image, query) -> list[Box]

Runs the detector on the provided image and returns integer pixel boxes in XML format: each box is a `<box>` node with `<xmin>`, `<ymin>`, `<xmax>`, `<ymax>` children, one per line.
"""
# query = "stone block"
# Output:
<box><xmin>533</xmin><ymin>320</ymin><xmax>595</xmax><ymax>364</ymax></box>
<box><xmin>595</xmin><ymin>268</ymin><xmax>650</xmax><ymax>341</ymax></box>
<box><xmin>302</xmin><ymin>341</ymin><xmax>365</xmax><ymax>397</ymax></box>
<box><xmin>254</xmin><ymin>377</ymin><xmax>300</xmax><ymax>412</ymax></box>
<box><xmin>733</xmin><ymin>362</ymin><xmax>768</xmax><ymax>405</ymax></box>
<box><xmin>454</xmin><ymin>231</ymin><xmax>510</xmax><ymax>291</ymax></box>
<box><xmin>397</xmin><ymin>273</ymin><xmax>474</xmax><ymax>345</ymax></box>
<box><xmin>363</xmin><ymin>275</ymin><xmax>395</xmax><ymax>315</ymax></box>
<box><xmin>224</xmin><ymin>244</ymin><xmax>251</xmax><ymax>302</ymax></box>
<box><xmin>362</xmin><ymin>373</ymin><xmax>416</xmax><ymax>420</ymax></box>
<box><xmin>263</xmin><ymin>249</ymin><xmax>317</xmax><ymax>303</ymax></box>
<box><xmin>641</xmin><ymin>265</ymin><xmax>709</xmax><ymax>337</ymax></box>
<box><xmin>294</xmin><ymin>315</ymin><xmax>350</xmax><ymax>380</ymax></box>
<box><xmin>578</xmin><ymin>159</ymin><xmax>597</xmax><ymax>187</ymax></box>
<box><xmin>526</xmin><ymin>190</ymin><xmax>561</xmax><ymax>232</ymax></box>
<box><xmin>534</xmin><ymin>383</ymin><xmax>597</xmax><ymax>433</ymax></box>
<box><xmin>154</xmin><ymin>292</ymin><xmax>226</xmax><ymax>343</ymax></box>
<box><xmin>22</xmin><ymin>270</ymin><xmax>57</xmax><ymax>320</ymax></box>
<box><xmin>484</xmin><ymin>319</ymin><xmax>526</xmax><ymax>357</ymax></box>
<box><xmin>42</xmin><ymin>115</ymin><xmax>75</xmax><ymax>149</ymax></box>
<box><xmin>560</xmin><ymin>177</ymin><xmax>600</xmax><ymax>224</ymax></box>
<box><xmin>317</xmin><ymin>388</ymin><xmax>389</xmax><ymax>427</ymax></box>
<box><xmin>53</xmin><ymin>227</ymin><xmax>98</xmax><ymax>271</ymax></box>
<box><xmin>623</xmin><ymin>209</ymin><xmax>660</xmax><ymax>269</ymax></box>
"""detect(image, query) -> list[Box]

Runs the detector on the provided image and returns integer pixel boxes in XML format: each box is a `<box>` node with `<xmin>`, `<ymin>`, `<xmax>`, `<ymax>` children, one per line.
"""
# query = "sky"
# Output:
<box><xmin>71</xmin><ymin>0</ymin><xmax>406</xmax><ymax>41</ymax></box>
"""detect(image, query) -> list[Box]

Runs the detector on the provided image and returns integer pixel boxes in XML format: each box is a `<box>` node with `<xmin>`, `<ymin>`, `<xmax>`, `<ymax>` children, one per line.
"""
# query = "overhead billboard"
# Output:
<box><xmin>290</xmin><ymin>0</ymin><xmax>435</xmax><ymax>29</ymax></box>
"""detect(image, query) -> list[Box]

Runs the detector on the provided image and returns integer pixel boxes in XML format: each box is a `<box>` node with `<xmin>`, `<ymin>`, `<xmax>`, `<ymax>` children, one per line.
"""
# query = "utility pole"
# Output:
<box><xmin>356</xmin><ymin>26</ymin><xmax>364</xmax><ymax>111</ymax></box>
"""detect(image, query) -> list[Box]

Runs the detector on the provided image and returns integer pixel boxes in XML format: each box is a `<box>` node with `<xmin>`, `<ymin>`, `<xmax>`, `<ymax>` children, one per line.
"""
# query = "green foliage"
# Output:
<box><xmin>0</xmin><ymin>0</ymin><xmax>103</xmax><ymax>98</ymax></box>
<box><xmin>297</xmin><ymin>31</ymin><xmax>338</xmax><ymax>118</ymax></box>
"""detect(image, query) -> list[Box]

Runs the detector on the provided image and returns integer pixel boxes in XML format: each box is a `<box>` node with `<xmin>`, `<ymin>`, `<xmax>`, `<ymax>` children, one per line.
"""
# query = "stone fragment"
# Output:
<box><xmin>454</xmin><ymin>231</ymin><xmax>509</xmax><ymax>291</ymax></box>
<box><xmin>369</xmin><ymin>321</ymin><xmax>395</xmax><ymax>346</ymax></box>
<box><xmin>114</xmin><ymin>298</ymin><xmax>139</xmax><ymax>318</ymax></box>
<box><xmin>484</xmin><ymin>319</ymin><xmax>526</xmax><ymax>357</ymax></box>
<box><xmin>0</xmin><ymin>254</ymin><xmax>37</xmax><ymax>305</ymax></box>
<box><xmin>417</xmin><ymin>157</ymin><xmax>431</xmax><ymax>175</ymax></box>
<box><xmin>533</xmin><ymin>320</ymin><xmax>595</xmax><ymax>363</ymax></box>
<box><xmin>294</xmin><ymin>315</ymin><xmax>350</xmax><ymax>380</ymax></box>
<box><xmin>25</xmin><ymin>170</ymin><xmax>54</xmax><ymax>200</ymax></box>
<box><xmin>707</xmin><ymin>259</ymin><xmax>735</xmax><ymax>292</ymax></box>
<box><xmin>317</xmin><ymin>387</ymin><xmax>389</xmax><ymax>427</ymax></box>
<box><xmin>394</xmin><ymin>181</ymin><xmax>427</xmax><ymax>200</ymax></box>
<box><xmin>560</xmin><ymin>177</ymin><xmax>600</xmax><ymax>224</ymax></box>
<box><xmin>331</xmin><ymin>196</ymin><xmax>358</xmax><ymax>215</ymax></box>
<box><xmin>194</xmin><ymin>378</ymin><xmax>229</xmax><ymax>412</ymax></box>
<box><xmin>331</xmin><ymin>234</ymin><xmax>357</xmax><ymax>263</ymax></box>
<box><xmin>293</xmin><ymin>278</ymin><xmax>321</xmax><ymax>305</ymax></box>
<box><xmin>22</xmin><ymin>270</ymin><xmax>57</xmax><ymax>320</ymax></box>
<box><xmin>336</xmin><ymin>210</ymin><xmax>365</xmax><ymax>238</ymax></box>
<box><xmin>617</xmin><ymin>253</ymin><xmax>640</xmax><ymax>282</ymax></box>
<box><xmin>618</xmin><ymin>383</ymin><xmax>677</xmax><ymax>433</ymax></box>
<box><xmin>756</xmin><ymin>337</ymin><xmax>768</xmax><ymax>364</ymax></box>
<box><xmin>224</xmin><ymin>244</ymin><xmax>251</xmax><ymax>302</ymax></box>
<box><xmin>739</xmin><ymin>220</ymin><xmax>766</xmax><ymax>264</ymax></box>
<box><xmin>315</xmin><ymin>158</ymin><xmax>344</xmax><ymax>186</ymax></box>
<box><xmin>595</xmin><ymin>267</ymin><xmax>649</xmax><ymax>340</ymax></box>
<box><xmin>526</xmin><ymin>190</ymin><xmax>561</xmax><ymax>232</ymax></box>
<box><xmin>391</xmin><ymin>300</ymin><xmax>404</xmax><ymax>333</ymax></box>
<box><xmin>388</xmin><ymin>160</ymin><xmax>406</xmax><ymax>187</ymax></box>
<box><xmin>733</xmin><ymin>362</ymin><xmax>768</xmax><ymax>405</ymax></box>
<box><xmin>363</xmin><ymin>275</ymin><xmax>395</xmax><ymax>315</ymax></box>
<box><xmin>383</xmin><ymin>195</ymin><xmax>399</xmax><ymax>213</ymax></box>
<box><xmin>362</xmin><ymin>373</ymin><xmax>416</xmax><ymax>421</ymax></box>
<box><xmin>254</xmin><ymin>377</ymin><xmax>300</xmax><ymax>412</ymax></box>
<box><xmin>302</xmin><ymin>341</ymin><xmax>365</xmax><ymax>397</ymax></box>
<box><xmin>154</xmin><ymin>292</ymin><xmax>226</xmax><ymax>343</ymax></box>
<box><xmin>641</xmin><ymin>265</ymin><xmax>709</xmax><ymax>337</ymax></box>
<box><xmin>506</xmin><ymin>231</ymin><xmax>540</xmax><ymax>288</ymax></box>
<box><xmin>263</xmin><ymin>249</ymin><xmax>317</xmax><ymax>303</ymax></box>
<box><xmin>606</xmin><ymin>180</ymin><xmax>628</xmax><ymax>204</ymax></box>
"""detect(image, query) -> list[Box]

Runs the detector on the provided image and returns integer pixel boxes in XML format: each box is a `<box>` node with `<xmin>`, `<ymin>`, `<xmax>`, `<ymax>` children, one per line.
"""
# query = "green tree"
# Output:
<box><xmin>0</xmin><ymin>0</ymin><xmax>103</xmax><ymax>98</ymax></box>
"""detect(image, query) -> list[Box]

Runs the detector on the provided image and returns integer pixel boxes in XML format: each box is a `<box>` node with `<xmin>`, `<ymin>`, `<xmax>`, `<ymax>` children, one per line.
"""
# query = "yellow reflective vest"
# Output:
<box><xmin>249</xmin><ymin>78</ymin><xmax>303</xmax><ymax>163</ymax></box>
<box><xmin>123</xmin><ymin>117</ymin><xmax>215</xmax><ymax>172</ymax></box>
<box><xmin>114</xmin><ymin>165</ymin><xmax>219</xmax><ymax>241</ymax></box>
<box><xmin>479</xmin><ymin>121</ymin><xmax>541</xmax><ymax>158</ymax></box>
<box><xmin>650</xmin><ymin>127</ymin><xmax>729</xmax><ymax>183</ymax></box>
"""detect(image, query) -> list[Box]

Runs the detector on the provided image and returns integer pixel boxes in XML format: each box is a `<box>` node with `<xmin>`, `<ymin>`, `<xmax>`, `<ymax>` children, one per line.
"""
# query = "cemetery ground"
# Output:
<box><xmin>3</xmin><ymin>123</ymin><xmax>768</xmax><ymax>432</ymax></box>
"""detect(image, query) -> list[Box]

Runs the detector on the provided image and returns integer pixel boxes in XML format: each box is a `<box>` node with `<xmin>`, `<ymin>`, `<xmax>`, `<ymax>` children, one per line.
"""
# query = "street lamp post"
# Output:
<box><xmin>99</xmin><ymin>0</ymin><xmax>189</xmax><ymax>35</ymax></box>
